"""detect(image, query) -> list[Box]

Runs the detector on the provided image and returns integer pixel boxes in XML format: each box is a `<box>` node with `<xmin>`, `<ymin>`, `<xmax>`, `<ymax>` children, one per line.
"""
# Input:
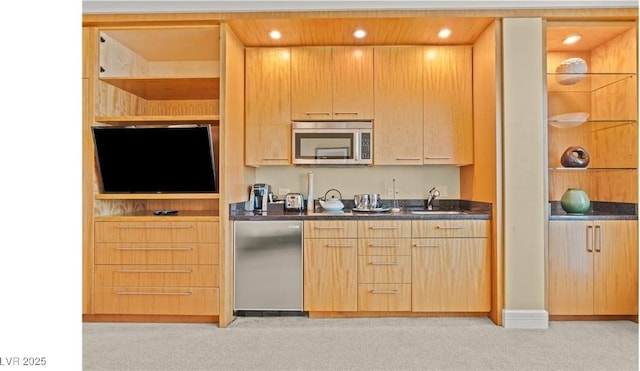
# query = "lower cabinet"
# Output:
<box><xmin>93</xmin><ymin>219</ymin><xmax>220</xmax><ymax>316</ymax></box>
<box><xmin>303</xmin><ymin>219</ymin><xmax>491</xmax><ymax>314</ymax></box>
<box><xmin>548</xmin><ymin>220</ymin><xmax>638</xmax><ymax>316</ymax></box>
<box><xmin>411</xmin><ymin>220</ymin><xmax>490</xmax><ymax>312</ymax></box>
<box><xmin>357</xmin><ymin>220</ymin><xmax>412</xmax><ymax>311</ymax></box>
<box><xmin>303</xmin><ymin>221</ymin><xmax>358</xmax><ymax>311</ymax></box>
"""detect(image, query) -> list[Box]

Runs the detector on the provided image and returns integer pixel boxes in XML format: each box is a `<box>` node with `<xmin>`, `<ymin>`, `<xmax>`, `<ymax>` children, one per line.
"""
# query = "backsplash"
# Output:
<box><xmin>255</xmin><ymin>165</ymin><xmax>460</xmax><ymax>200</ymax></box>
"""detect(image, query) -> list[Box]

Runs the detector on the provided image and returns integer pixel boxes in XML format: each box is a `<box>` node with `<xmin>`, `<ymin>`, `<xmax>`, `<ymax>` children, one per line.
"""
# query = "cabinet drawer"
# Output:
<box><xmin>94</xmin><ymin>287</ymin><xmax>219</xmax><ymax>315</ymax></box>
<box><xmin>95</xmin><ymin>265</ymin><xmax>219</xmax><ymax>287</ymax></box>
<box><xmin>304</xmin><ymin>221</ymin><xmax>357</xmax><ymax>238</ymax></box>
<box><xmin>358</xmin><ymin>256</ymin><xmax>411</xmax><ymax>283</ymax></box>
<box><xmin>95</xmin><ymin>221</ymin><xmax>219</xmax><ymax>243</ymax></box>
<box><xmin>358</xmin><ymin>238</ymin><xmax>411</xmax><ymax>256</ymax></box>
<box><xmin>357</xmin><ymin>220</ymin><xmax>411</xmax><ymax>238</ymax></box>
<box><xmin>358</xmin><ymin>284</ymin><xmax>411</xmax><ymax>311</ymax></box>
<box><xmin>95</xmin><ymin>243</ymin><xmax>218</xmax><ymax>265</ymax></box>
<box><xmin>412</xmin><ymin>220</ymin><xmax>489</xmax><ymax>238</ymax></box>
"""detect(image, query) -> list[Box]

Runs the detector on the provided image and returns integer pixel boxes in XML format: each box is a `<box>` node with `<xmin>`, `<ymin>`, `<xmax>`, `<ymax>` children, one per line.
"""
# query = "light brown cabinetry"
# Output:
<box><xmin>291</xmin><ymin>46</ymin><xmax>373</xmax><ymax>120</ymax></box>
<box><xmin>245</xmin><ymin>47</ymin><xmax>291</xmax><ymax>165</ymax></box>
<box><xmin>303</xmin><ymin>220</ymin><xmax>358</xmax><ymax>311</ymax></box>
<box><xmin>374</xmin><ymin>46</ymin><xmax>473</xmax><ymax>165</ymax></box>
<box><xmin>374</xmin><ymin>46</ymin><xmax>424</xmax><ymax>165</ymax></box>
<box><xmin>357</xmin><ymin>220</ymin><xmax>412</xmax><ymax>311</ymax></box>
<box><xmin>548</xmin><ymin>220</ymin><xmax>638</xmax><ymax>315</ymax></box>
<box><xmin>93</xmin><ymin>219</ymin><xmax>220</xmax><ymax>316</ymax></box>
<box><xmin>411</xmin><ymin>220</ymin><xmax>490</xmax><ymax>312</ymax></box>
<box><xmin>423</xmin><ymin>46</ymin><xmax>473</xmax><ymax>165</ymax></box>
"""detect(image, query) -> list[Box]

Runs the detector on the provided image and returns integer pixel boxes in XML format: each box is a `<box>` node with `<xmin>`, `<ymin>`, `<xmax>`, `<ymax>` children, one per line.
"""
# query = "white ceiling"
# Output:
<box><xmin>82</xmin><ymin>0</ymin><xmax>639</xmax><ymax>14</ymax></box>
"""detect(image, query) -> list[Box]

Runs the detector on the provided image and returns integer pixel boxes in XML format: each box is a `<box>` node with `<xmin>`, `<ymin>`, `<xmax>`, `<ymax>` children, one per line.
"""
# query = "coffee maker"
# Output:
<box><xmin>248</xmin><ymin>183</ymin><xmax>271</xmax><ymax>212</ymax></box>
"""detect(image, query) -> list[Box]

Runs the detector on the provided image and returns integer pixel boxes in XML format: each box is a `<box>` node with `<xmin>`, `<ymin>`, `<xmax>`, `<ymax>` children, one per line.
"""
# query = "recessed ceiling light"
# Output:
<box><xmin>353</xmin><ymin>29</ymin><xmax>367</xmax><ymax>39</ymax></box>
<box><xmin>437</xmin><ymin>28</ymin><xmax>452</xmax><ymax>39</ymax></box>
<box><xmin>269</xmin><ymin>30</ymin><xmax>281</xmax><ymax>40</ymax></box>
<box><xmin>562</xmin><ymin>35</ymin><xmax>582</xmax><ymax>45</ymax></box>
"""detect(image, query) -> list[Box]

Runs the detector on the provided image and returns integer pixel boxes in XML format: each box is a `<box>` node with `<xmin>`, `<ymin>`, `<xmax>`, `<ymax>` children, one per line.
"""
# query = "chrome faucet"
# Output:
<box><xmin>426</xmin><ymin>187</ymin><xmax>440</xmax><ymax>210</ymax></box>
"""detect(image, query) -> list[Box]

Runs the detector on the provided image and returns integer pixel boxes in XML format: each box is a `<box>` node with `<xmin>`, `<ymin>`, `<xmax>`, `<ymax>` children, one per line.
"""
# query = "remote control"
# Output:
<box><xmin>153</xmin><ymin>210</ymin><xmax>179</xmax><ymax>216</ymax></box>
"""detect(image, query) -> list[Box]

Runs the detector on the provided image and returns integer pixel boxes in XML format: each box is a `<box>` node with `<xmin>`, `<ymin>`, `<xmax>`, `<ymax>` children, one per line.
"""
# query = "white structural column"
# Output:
<box><xmin>501</xmin><ymin>18</ymin><xmax>548</xmax><ymax>329</ymax></box>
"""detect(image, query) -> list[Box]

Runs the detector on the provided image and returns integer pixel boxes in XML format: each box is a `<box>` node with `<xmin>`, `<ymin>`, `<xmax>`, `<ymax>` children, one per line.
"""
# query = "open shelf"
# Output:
<box><xmin>99</xmin><ymin>77</ymin><xmax>220</xmax><ymax>100</ymax></box>
<box><xmin>547</xmin><ymin>72</ymin><xmax>636</xmax><ymax>92</ymax></box>
<box><xmin>95</xmin><ymin>115</ymin><xmax>220</xmax><ymax>126</ymax></box>
<box><xmin>95</xmin><ymin>193</ymin><xmax>220</xmax><ymax>200</ymax></box>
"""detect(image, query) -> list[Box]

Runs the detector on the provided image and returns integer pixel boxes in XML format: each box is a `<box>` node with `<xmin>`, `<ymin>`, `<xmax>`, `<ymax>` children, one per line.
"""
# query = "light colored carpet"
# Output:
<box><xmin>83</xmin><ymin>316</ymin><xmax>638</xmax><ymax>371</ymax></box>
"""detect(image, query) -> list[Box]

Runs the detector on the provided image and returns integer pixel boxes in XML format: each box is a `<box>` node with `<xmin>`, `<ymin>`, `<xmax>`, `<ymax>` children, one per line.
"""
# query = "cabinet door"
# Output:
<box><xmin>548</xmin><ymin>221</ymin><xmax>594</xmax><ymax>315</ymax></box>
<box><xmin>593</xmin><ymin>220</ymin><xmax>638</xmax><ymax>315</ymax></box>
<box><xmin>332</xmin><ymin>46</ymin><xmax>373</xmax><ymax>120</ymax></box>
<box><xmin>303</xmin><ymin>238</ymin><xmax>357</xmax><ymax>311</ymax></box>
<box><xmin>423</xmin><ymin>46</ymin><xmax>473</xmax><ymax>165</ymax></box>
<box><xmin>373</xmin><ymin>46</ymin><xmax>424</xmax><ymax>165</ymax></box>
<box><xmin>412</xmin><ymin>238</ymin><xmax>490</xmax><ymax>312</ymax></box>
<box><xmin>291</xmin><ymin>47</ymin><xmax>332</xmax><ymax>120</ymax></box>
<box><xmin>245</xmin><ymin>48</ymin><xmax>291</xmax><ymax>165</ymax></box>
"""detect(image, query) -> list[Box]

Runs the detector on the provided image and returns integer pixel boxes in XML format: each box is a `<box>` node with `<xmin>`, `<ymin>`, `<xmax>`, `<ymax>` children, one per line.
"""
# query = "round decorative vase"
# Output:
<box><xmin>560</xmin><ymin>188</ymin><xmax>590</xmax><ymax>215</ymax></box>
<box><xmin>560</xmin><ymin>146</ymin><xmax>590</xmax><ymax>168</ymax></box>
<box><xmin>555</xmin><ymin>57</ymin><xmax>588</xmax><ymax>85</ymax></box>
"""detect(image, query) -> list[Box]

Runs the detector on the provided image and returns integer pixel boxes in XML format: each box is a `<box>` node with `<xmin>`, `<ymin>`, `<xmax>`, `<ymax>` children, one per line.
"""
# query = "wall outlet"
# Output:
<box><xmin>436</xmin><ymin>186</ymin><xmax>448</xmax><ymax>197</ymax></box>
<box><xmin>387</xmin><ymin>188</ymin><xmax>400</xmax><ymax>197</ymax></box>
<box><xmin>278</xmin><ymin>188</ymin><xmax>290</xmax><ymax>196</ymax></box>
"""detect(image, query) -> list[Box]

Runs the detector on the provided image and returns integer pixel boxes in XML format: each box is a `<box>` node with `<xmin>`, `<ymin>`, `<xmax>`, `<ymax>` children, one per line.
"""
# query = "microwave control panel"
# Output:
<box><xmin>361</xmin><ymin>132</ymin><xmax>371</xmax><ymax>160</ymax></box>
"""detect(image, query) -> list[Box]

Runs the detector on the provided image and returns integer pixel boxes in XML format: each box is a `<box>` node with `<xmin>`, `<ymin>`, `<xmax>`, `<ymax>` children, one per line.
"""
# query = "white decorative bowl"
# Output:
<box><xmin>555</xmin><ymin>58</ymin><xmax>588</xmax><ymax>85</ymax></box>
<box><xmin>548</xmin><ymin>112</ymin><xmax>590</xmax><ymax>128</ymax></box>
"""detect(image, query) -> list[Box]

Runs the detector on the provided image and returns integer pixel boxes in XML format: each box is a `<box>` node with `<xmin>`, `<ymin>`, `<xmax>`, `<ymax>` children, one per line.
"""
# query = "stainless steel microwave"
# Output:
<box><xmin>292</xmin><ymin>121</ymin><xmax>373</xmax><ymax>165</ymax></box>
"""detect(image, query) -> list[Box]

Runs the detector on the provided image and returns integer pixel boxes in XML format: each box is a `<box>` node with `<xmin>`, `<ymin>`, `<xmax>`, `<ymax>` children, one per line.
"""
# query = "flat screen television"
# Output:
<box><xmin>92</xmin><ymin>125</ymin><xmax>217</xmax><ymax>194</ymax></box>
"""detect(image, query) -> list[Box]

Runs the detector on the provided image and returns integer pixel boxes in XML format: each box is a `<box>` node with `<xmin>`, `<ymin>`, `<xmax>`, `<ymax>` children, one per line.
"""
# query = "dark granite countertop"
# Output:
<box><xmin>549</xmin><ymin>201</ymin><xmax>637</xmax><ymax>221</ymax></box>
<box><xmin>230</xmin><ymin>199</ymin><xmax>491</xmax><ymax>221</ymax></box>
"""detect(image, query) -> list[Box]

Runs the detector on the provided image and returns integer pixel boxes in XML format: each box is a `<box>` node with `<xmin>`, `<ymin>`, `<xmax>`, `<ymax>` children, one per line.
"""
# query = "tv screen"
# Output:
<box><xmin>92</xmin><ymin>125</ymin><xmax>217</xmax><ymax>193</ymax></box>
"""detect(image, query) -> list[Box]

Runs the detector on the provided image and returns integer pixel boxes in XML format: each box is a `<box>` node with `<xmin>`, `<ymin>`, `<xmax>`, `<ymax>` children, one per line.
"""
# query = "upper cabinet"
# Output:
<box><xmin>374</xmin><ymin>46</ymin><xmax>424</xmax><ymax>165</ymax></box>
<box><xmin>423</xmin><ymin>46</ymin><xmax>473</xmax><ymax>165</ymax></box>
<box><xmin>291</xmin><ymin>46</ymin><xmax>374</xmax><ymax>120</ymax></box>
<box><xmin>374</xmin><ymin>46</ymin><xmax>473</xmax><ymax>165</ymax></box>
<box><xmin>245</xmin><ymin>48</ymin><xmax>291</xmax><ymax>166</ymax></box>
<box><xmin>546</xmin><ymin>23</ymin><xmax>637</xmax><ymax>203</ymax></box>
<box><xmin>96</xmin><ymin>26</ymin><xmax>221</xmax><ymax>126</ymax></box>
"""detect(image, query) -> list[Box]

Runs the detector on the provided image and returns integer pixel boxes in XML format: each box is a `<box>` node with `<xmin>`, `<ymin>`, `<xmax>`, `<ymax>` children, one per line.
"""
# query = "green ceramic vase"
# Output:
<box><xmin>560</xmin><ymin>188</ymin><xmax>590</xmax><ymax>215</ymax></box>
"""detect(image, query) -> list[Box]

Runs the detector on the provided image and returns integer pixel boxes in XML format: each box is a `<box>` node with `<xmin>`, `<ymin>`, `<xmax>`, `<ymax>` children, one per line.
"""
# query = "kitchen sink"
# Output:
<box><xmin>410</xmin><ymin>210</ymin><xmax>466</xmax><ymax>215</ymax></box>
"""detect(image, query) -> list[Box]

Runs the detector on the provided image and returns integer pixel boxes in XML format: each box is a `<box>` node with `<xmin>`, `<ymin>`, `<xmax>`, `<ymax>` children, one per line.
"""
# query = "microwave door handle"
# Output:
<box><xmin>354</xmin><ymin>133</ymin><xmax>360</xmax><ymax>161</ymax></box>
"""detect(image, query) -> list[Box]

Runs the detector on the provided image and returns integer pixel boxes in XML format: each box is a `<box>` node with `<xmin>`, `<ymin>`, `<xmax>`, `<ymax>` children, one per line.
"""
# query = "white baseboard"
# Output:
<box><xmin>502</xmin><ymin>309</ymin><xmax>549</xmax><ymax>329</ymax></box>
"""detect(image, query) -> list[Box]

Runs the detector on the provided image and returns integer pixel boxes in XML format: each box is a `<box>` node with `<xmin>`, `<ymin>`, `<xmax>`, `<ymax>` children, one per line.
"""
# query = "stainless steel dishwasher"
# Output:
<box><xmin>234</xmin><ymin>220</ymin><xmax>304</xmax><ymax>315</ymax></box>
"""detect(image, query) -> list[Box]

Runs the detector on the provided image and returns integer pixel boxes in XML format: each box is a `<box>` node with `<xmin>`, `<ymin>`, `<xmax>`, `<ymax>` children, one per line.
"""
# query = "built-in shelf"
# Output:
<box><xmin>95</xmin><ymin>115</ymin><xmax>220</xmax><ymax>125</ymax></box>
<box><xmin>549</xmin><ymin>167</ymin><xmax>637</xmax><ymax>171</ymax></box>
<box><xmin>95</xmin><ymin>193</ymin><xmax>220</xmax><ymax>200</ymax></box>
<box><xmin>99</xmin><ymin>77</ymin><xmax>220</xmax><ymax>100</ymax></box>
<box><xmin>547</xmin><ymin>72</ymin><xmax>636</xmax><ymax>92</ymax></box>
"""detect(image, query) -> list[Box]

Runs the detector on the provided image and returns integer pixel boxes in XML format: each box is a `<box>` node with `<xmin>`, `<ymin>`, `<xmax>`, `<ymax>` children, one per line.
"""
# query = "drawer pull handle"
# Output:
<box><xmin>435</xmin><ymin>226</ymin><xmax>465</xmax><ymax>230</ymax></box>
<box><xmin>369</xmin><ymin>226</ymin><xmax>400</xmax><ymax>230</ymax></box>
<box><xmin>334</xmin><ymin>112</ymin><xmax>359</xmax><ymax>115</ymax></box>
<box><xmin>370</xmin><ymin>290</ymin><xmax>399</xmax><ymax>294</ymax></box>
<box><xmin>369</xmin><ymin>244</ymin><xmax>398</xmax><ymax>248</ymax></box>
<box><xmin>425</xmin><ymin>156</ymin><xmax>451</xmax><ymax>160</ymax></box>
<box><xmin>586</xmin><ymin>225</ymin><xmax>594</xmax><ymax>252</ymax></box>
<box><xmin>413</xmin><ymin>244</ymin><xmax>442</xmax><ymax>248</ymax></box>
<box><xmin>315</xmin><ymin>227</ymin><xmax>344</xmax><ymax>230</ymax></box>
<box><xmin>116</xmin><ymin>247</ymin><xmax>194</xmax><ymax>251</ymax></box>
<box><xmin>263</xmin><ymin>157</ymin><xmax>289</xmax><ymax>160</ymax></box>
<box><xmin>116</xmin><ymin>225</ymin><xmax>194</xmax><ymax>229</ymax></box>
<box><xmin>115</xmin><ymin>291</ymin><xmax>192</xmax><ymax>296</ymax></box>
<box><xmin>305</xmin><ymin>112</ymin><xmax>331</xmax><ymax>115</ymax></box>
<box><xmin>369</xmin><ymin>261</ymin><xmax>399</xmax><ymax>265</ymax></box>
<box><xmin>116</xmin><ymin>269</ymin><xmax>193</xmax><ymax>273</ymax></box>
<box><xmin>325</xmin><ymin>244</ymin><xmax>353</xmax><ymax>248</ymax></box>
<box><xmin>595</xmin><ymin>225</ymin><xmax>602</xmax><ymax>252</ymax></box>
<box><xmin>396</xmin><ymin>157</ymin><xmax>421</xmax><ymax>161</ymax></box>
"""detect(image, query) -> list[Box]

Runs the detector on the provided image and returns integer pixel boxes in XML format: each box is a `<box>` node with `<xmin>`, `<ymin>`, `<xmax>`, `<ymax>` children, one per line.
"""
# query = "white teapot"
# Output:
<box><xmin>319</xmin><ymin>189</ymin><xmax>344</xmax><ymax>211</ymax></box>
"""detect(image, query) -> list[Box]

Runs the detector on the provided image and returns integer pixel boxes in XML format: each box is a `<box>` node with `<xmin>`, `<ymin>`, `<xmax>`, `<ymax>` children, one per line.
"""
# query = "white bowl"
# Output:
<box><xmin>319</xmin><ymin>199</ymin><xmax>344</xmax><ymax>211</ymax></box>
<box><xmin>548</xmin><ymin>112</ymin><xmax>590</xmax><ymax>128</ymax></box>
